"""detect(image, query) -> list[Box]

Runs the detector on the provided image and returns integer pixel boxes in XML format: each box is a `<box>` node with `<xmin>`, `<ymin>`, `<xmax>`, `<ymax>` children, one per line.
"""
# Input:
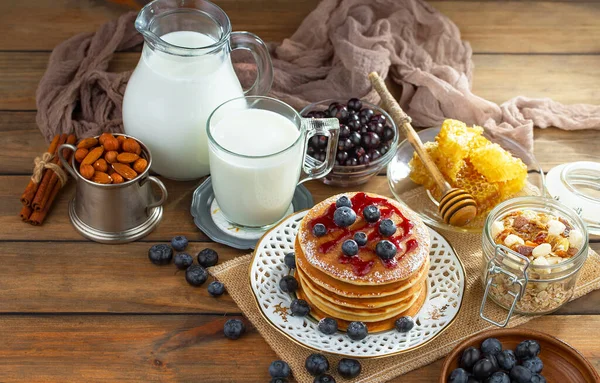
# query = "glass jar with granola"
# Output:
<box><xmin>480</xmin><ymin>196</ymin><xmax>589</xmax><ymax>326</ymax></box>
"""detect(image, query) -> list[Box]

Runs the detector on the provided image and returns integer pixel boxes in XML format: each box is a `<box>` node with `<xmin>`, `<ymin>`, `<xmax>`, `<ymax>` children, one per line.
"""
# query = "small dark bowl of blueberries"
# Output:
<box><xmin>300</xmin><ymin>98</ymin><xmax>398</xmax><ymax>187</ymax></box>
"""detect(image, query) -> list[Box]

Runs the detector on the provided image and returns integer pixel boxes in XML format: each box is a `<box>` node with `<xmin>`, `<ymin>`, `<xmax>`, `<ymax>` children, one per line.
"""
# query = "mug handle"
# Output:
<box><xmin>298</xmin><ymin>118</ymin><xmax>340</xmax><ymax>184</ymax></box>
<box><xmin>230</xmin><ymin>31</ymin><xmax>274</xmax><ymax>96</ymax></box>
<box><xmin>141</xmin><ymin>176</ymin><xmax>168</xmax><ymax>209</ymax></box>
<box><xmin>58</xmin><ymin>144</ymin><xmax>78</xmax><ymax>178</ymax></box>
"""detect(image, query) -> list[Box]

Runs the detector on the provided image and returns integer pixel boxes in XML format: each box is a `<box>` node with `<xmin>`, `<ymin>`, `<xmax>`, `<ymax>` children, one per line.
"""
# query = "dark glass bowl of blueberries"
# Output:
<box><xmin>301</xmin><ymin>98</ymin><xmax>399</xmax><ymax>187</ymax></box>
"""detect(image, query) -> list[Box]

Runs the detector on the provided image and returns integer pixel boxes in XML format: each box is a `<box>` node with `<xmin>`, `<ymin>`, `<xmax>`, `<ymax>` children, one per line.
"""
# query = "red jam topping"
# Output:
<box><xmin>338</xmin><ymin>255</ymin><xmax>375</xmax><ymax>276</ymax></box>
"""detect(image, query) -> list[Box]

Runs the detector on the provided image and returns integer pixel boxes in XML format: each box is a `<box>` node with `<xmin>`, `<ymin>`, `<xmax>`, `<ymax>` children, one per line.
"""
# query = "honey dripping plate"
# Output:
<box><xmin>248</xmin><ymin>210</ymin><xmax>465</xmax><ymax>358</ymax></box>
<box><xmin>387</xmin><ymin>126</ymin><xmax>546</xmax><ymax>233</ymax></box>
<box><xmin>440</xmin><ymin>328</ymin><xmax>600</xmax><ymax>383</ymax></box>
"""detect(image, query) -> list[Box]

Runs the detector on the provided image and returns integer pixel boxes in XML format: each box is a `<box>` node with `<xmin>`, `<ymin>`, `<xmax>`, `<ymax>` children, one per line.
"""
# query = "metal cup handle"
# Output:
<box><xmin>141</xmin><ymin>176</ymin><xmax>168</xmax><ymax>209</ymax></box>
<box><xmin>58</xmin><ymin>144</ymin><xmax>78</xmax><ymax>178</ymax></box>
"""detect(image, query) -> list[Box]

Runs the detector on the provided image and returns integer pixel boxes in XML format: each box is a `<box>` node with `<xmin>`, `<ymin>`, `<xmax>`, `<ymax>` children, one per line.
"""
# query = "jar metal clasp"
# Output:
<box><xmin>480</xmin><ymin>245</ymin><xmax>530</xmax><ymax>327</ymax></box>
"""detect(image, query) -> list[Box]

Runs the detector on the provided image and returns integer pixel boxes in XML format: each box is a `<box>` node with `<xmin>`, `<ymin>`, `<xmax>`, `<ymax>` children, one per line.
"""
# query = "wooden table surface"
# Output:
<box><xmin>1</xmin><ymin>1</ymin><xmax>599</xmax><ymax>382</ymax></box>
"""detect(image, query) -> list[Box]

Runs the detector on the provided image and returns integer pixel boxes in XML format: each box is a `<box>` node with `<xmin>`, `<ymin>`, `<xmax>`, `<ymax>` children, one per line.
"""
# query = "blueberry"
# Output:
<box><xmin>393</xmin><ymin>316</ymin><xmax>414</xmax><ymax>333</ymax></box>
<box><xmin>485</xmin><ymin>353</ymin><xmax>499</xmax><ymax>373</ymax></box>
<box><xmin>383</xmin><ymin>127</ymin><xmax>395</xmax><ymax>142</ymax></box>
<box><xmin>339</xmin><ymin>124</ymin><xmax>351</xmax><ymax>139</ymax></box>
<box><xmin>279</xmin><ymin>275</ymin><xmax>299</xmax><ymax>293</ymax></box>
<box><xmin>336</xmin><ymin>150</ymin><xmax>348</xmax><ymax>163</ymax></box>
<box><xmin>354</xmin><ymin>232</ymin><xmax>367</xmax><ymax>246</ymax></box>
<box><xmin>331</xmin><ymin>105</ymin><xmax>349</xmax><ymax>122</ymax></box>
<box><xmin>148</xmin><ymin>244</ymin><xmax>173</xmax><ymax>265</ymax></box>
<box><xmin>361</xmin><ymin>132</ymin><xmax>381</xmax><ymax>149</ymax></box>
<box><xmin>349</xmin><ymin>131</ymin><xmax>361</xmax><ymax>146</ymax></box>
<box><xmin>449</xmin><ymin>368</ymin><xmax>469</xmax><ymax>383</ymax></box>
<box><xmin>338</xmin><ymin>138</ymin><xmax>353</xmax><ymax>152</ymax></box>
<box><xmin>170</xmin><ymin>235</ymin><xmax>188</xmax><ymax>251</ymax></box>
<box><xmin>496</xmin><ymin>349</ymin><xmax>516</xmax><ymax>370</ymax></box>
<box><xmin>333</xmin><ymin>206</ymin><xmax>356</xmax><ymax>228</ymax></box>
<box><xmin>358</xmin><ymin>154</ymin><xmax>370</xmax><ymax>165</ymax></box>
<box><xmin>345</xmin><ymin>157</ymin><xmax>358</xmax><ymax>166</ymax></box>
<box><xmin>269</xmin><ymin>360</ymin><xmax>291</xmax><ymax>378</ymax></box>
<box><xmin>347</xmin><ymin>118</ymin><xmax>361</xmax><ymax>131</ymax></box>
<box><xmin>363</xmin><ymin>205</ymin><xmax>381</xmax><ymax>223</ymax></box>
<box><xmin>318</xmin><ymin>317</ymin><xmax>338</xmax><ymax>335</ymax></box>
<box><xmin>369</xmin><ymin>149</ymin><xmax>381</xmax><ymax>161</ymax></box>
<box><xmin>313</xmin><ymin>223</ymin><xmax>327</xmax><ymax>237</ymax></box>
<box><xmin>379</xmin><ymin>219</ymin><xmax>397</xmax><ymax>236</ymax></box>
<box><xmin>481</xmin><ymin>338</ymin><xmax>502</xmax><ymax>356</ymax></box>
<box><xmin>485</xmin><ymin>371</ymin><xmax>510</xmax><ymax>383</ymax></box>
<box><xmin>290</xmin><ymin>299</ymin><xmax>310</xmax><ymax>317</ymax></box>
<box><xmin>174</xmin><ymin>253</ymin><xmax>193</xmax><ymax>270</ymax></box>
<box><xmin>207</xmin><ymin>281</ymin><xmax>225</xmax><ymax>296</ymax></box>
<box><xmin>305</xmin><ymin>353</ymin><xmax>329</xmax><ymax>376</ymax></box>
<box><xmin>370</xmin><ymin>114</ymin><xmax>387</xmax><ymax>125</ymax></box>
<box><xmin>197</xmin><ymin>248</ymin><xmax>219</xmax><ymax>267</ymax></box>
<box><xmin>460</xmin><ymin>346</ymin><xmax>481</xmax><ymax>370</ymax></box>
<box><xmin>358</xmin><ymin>108</ymin><xmax>374</xmax><ymax>120</ymax></box>
<box><xmin>342</xmin><ymin>239</ymin><xmax>359</xmax><ymax>256</ymax></box>
<box><xmin>509</xmin><ymin>365</ymin><xmax>532</xmax><ymax>383</ymax></box>
<box><xmin>376</xmin><ymin>240</ymin><xmax>397</xmax><ymax>260</ymax></box>
<box><xmin>223</xmin><ymin>318</ymin><xmax>245</xmax><ymax>340</ymax></box>
<box><xmin>185</xmin><ymin>265</ymin><xmax>208</xmax><ymax>286</ymax></box>
<box><xmin>466</xmin><ymin>378</ymin><xmax>479</xmax><ymax>383</ymax></box>
<box><xmin>346</xmin><ymin>321</ymin><xmax>368</xmax><ymax>341</ymax></box>
<box><xmin>473</xmin><ymin>358</ymin><xmax>496</xmax><ymax>380</ymax></box>
<box><xmin>337</xmin><ymin>358</ymin><xmax>361</xmax><ymax>379</ymax></box>
<box><xmin>284</xmin><ymin>252</ymin><xmax>296</xmax><ymax>269</ymax></box>
<box><xmin>522</xmin><ymin>357</ymin><xmax>543</xmax><ymax>374</ymax></box>
<box><xmin>313</xmin><ymin>374</ymin><xmax>335</xmax><ymax>383</ymax></box>
<box><xmin>353</xmin><ymin>146</ymin><xmax>366</xmax><ymax>159</ymax></box>
<box><xmin>270</xmin><ymin>378</ymin><xmax>287</xmax><ymax>383</ymax></box>
<box><xmin>366</xmin><ymin>121</ymin><xmax>383</xmax><ymax>135</ymax></box>
<box><xmin>530</xmin><ymin>374</ymin><xmax>547</xmax><ymax>383</ymax></box>
<box><xmin>347</xmin><ymin>98</ymin><xmax>362</xmax><ymax>111</ymax></box>
<box><xmin>336</xmin><ymin>196</ymin><xmax>352</xmax><ymax>208</ymax></box>
<box><xmin>515</xmin><ymin>340</ymin><xmax>541</xmax><ymax>360</ymax></box>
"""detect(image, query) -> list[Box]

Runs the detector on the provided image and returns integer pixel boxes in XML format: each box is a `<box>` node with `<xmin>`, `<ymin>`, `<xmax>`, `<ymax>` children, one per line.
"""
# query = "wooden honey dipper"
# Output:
<box><xmin>369</xmin><ymin>72</ymin><xmax>477</xmax><ymax>227</ymax></box>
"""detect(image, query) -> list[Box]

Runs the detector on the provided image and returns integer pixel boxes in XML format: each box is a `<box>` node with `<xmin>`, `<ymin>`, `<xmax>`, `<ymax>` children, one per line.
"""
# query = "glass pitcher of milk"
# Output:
<box><xmin>123</xmin><ymin>0</ymin><xmax>273</xmax><ymax>180</ymax></box>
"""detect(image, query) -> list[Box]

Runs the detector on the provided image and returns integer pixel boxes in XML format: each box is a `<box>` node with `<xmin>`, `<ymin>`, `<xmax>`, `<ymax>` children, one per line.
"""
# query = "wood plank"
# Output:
<box><xmin>0</xmin><ymin>314</ymin><xmax>598</xmax><ymax>382</ymax></box>
<box><xmin>2</xmin><ymin>1</ymin><xmax>600</xmax><ymax>53</ymax></box>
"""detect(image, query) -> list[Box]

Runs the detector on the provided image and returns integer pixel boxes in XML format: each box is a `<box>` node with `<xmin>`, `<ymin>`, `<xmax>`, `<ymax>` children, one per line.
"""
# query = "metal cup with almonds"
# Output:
<box><xmin>369</xmin><ymin>72</ymin><xmax>477</xmax><ymax>226</ymax></box>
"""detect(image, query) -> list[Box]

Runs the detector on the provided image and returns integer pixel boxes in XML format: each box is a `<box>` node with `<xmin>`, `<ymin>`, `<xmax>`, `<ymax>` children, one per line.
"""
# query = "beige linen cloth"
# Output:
<box><xmin>37</xmin><ymin>0</ymin><xmax>600</xmax><ymax>151</ymax></box>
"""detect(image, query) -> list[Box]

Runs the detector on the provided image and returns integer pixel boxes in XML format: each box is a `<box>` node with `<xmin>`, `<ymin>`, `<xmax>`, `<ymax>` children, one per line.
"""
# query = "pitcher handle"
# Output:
<box><xmin>230</xmin><ymin>31</ymin><xmax>273</xmax><ymax>96</ymax></box>
<box><xmin>58</xmin><ymin>144</ymin><xmax>78</xmax><ymax>178</ymax></box>
<box><xmin>142</xmin><ymin>176</ymin><xmax>168</xmax><ymax>209</ymax></box>
<box><xmin>298</xmin><ymin>118</ymin><xmax>340</xmax><ymax>184</ymax></box>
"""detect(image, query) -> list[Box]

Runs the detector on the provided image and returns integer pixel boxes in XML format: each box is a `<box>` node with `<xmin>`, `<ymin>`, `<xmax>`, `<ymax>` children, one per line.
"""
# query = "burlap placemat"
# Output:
<box><xmin>210</xmin><ymin>230</ymin><xmax>600</xmax><ymax>383</ymax></box>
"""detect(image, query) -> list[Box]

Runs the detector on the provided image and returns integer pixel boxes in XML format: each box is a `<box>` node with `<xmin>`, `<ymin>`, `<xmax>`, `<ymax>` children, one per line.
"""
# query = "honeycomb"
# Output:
<box><xmin>409</xmin><ymin>119</ymin><xmax>527</xmax><ymax>216</ymax></box>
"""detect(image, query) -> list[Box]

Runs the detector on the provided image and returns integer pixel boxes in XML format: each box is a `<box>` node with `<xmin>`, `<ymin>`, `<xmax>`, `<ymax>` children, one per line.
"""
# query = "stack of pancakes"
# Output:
<box><xmin>295</xmin><ymin>192</ymin><xmax>430</xmax><ymax>332</ymax></box>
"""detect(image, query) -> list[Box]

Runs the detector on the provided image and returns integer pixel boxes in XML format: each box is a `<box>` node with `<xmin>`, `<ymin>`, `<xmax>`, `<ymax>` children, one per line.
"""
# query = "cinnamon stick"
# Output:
<box><xmin>31</xmin><ymin>134</ymin><xmax>67</xmax><ymax>211</ymax></box>
<box><xmin>20</xmin><ymin>206</ymin><xmax>32</xmax><ymax>222</ymax></box>
<box><xmin>20</xmin><ymin>134</ymin><xmax>61</xmax><ymax>206</ymax></box>
<box><xmin>37</xmin><ymin>134</ymin><xmax>76</xmax><ymax>211</ymax></box>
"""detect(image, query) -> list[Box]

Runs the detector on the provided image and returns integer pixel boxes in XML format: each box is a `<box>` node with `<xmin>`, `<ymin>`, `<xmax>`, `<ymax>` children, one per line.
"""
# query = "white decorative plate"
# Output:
<box><xmin>249</xmin><ymin>210</ymin><xmax>465</xmax><ymax>358</ymax></box>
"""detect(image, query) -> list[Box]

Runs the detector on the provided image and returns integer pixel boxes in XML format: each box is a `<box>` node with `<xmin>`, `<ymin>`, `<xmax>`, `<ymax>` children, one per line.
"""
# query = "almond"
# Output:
<box><xmin>81</xmin><ymin>146</ymin><xmax>104</xmax><ymax>165</ymax></box>
<box><xmin>116</xmin><ymin>135</ymin><xmax>126</xmax><ymax>147</ymax></box>
<box><xmin>117</xmin><ymin>152</ymin><xmax>139</xmax><ymax>164</ymax></box>
<box><xmin>112</xmin><ymin>163</ymin><xmax>138</xmax><ymax>180</ymax></box>
<box><xmin>93</xmin><ymin>158</ymin><xmax>108</xmax><ymax>172</ymax></box>
<box><xmin>79</xmin><ymin>164</ymin><xmax>95</xmax><ymax>179</ymax></box>
<box><xmin>74</xmin><ymin>148</ymin><xmax>89</xmax><ymax>163</ymax></box>
<box><xmin>133</xmin><ymin>158</ymin><xmax>148</xmax><ymax>173</ymax></box>
<box><xmin>104</xmin><ymin>150</ymin><xmax>118</xmax><ymax>164</ymax></box>
<box><xmin>77</xmin><ymin>137</ymin><xmax>98</xmax><ymax>149</ymax></box>
<box><xmin>92</xmin><ymin>171</ymin><xmax>112</xmax><ymax>184</ymax></box>
<box><xmin>111</xmin><ymin>173</ymin><xmax>125</xmax><ymax>184</ymax></box>
<box><xmin>98</xmin><ymin>132</ymin><xmax>114</xmax><ymax>145</ymax></box>
<box><xmin>103</xmin><ymin>136</ymin><xmax>120</xmax><ymax>151</ymax></box>
<box><xmin>122</xmin><ymin>138</ymin><xmax>141</xmax><ymax>155</ymax></box>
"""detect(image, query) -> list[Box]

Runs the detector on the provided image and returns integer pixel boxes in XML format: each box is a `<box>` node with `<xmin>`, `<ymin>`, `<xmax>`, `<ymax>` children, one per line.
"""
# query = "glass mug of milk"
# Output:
<box><xmin>123</xmin><ymin>0</ymin><xmax>273</xmax><ymax>180</ymax></box>
<box><xmin>207</xmin><ymin>96</ymin><xmax>340</xmax><ymax>228</ymax></box>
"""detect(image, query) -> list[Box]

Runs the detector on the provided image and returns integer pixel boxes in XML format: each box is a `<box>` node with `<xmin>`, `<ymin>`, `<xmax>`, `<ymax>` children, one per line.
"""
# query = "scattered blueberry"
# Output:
<box><xmin>342</xmin><ymin>239</ymin><xmax>359</xmax><ymax>257</ymax></box>
<box><xmin>448</xmin><ymin>368</ymin><xmax>469</xmax><ymax>383</ymax></box>
<box><xmin>509</xmin><ymin>365</ymin><xmax>532</xmax><ymax>383</ymax></box>
<box><xmin>460</xmin><ymin>347</ymin><xmax>481</xmax><ymax>370</ymax></box>
<box><xmin>148</xmin><ymin>244</ymin><xmax>173</xmax><ymax>265</ymax></box>
<box><xmin>394</xmin><ymin>316</ymin><xmax>414</xmax><ymax>333</ymax></box>
<box><xmin>362</xmin><ymin>205</ymin><xmax>381</xmax><ymax>223</ymax></box>
<box><xmin>346</xmin><ymin>321</ymin><xmax>368</xmax><ymax>341</ymax></box>
<box><xmin>354</xmin><ymin>232</ymin><xmax>367</xmax><ymax>246</ymax></box>
<box><xmin>269</xmin><ymin>360</ymin><xmax>291</xmax><ymax>378</ymax></box>
<box><xmin>472</xmin><ymin>357</ymin><xmax>497</xmax><ymax>380</ymax></box>
<box><xmin>197</xmin><ymin>248</ymin><xmax>218</xmax><ymax>268</ymax></box>
<box><xmin>313</xmin><ymin>374</ymin><xmax>335</xmax><ymax>383</ymax></box>
<box><xmin>207</xmin><ymin>281</ymin><xmax>225</xmax><ymax>297</ymax></box>
<box><xmin>336</xmin><ymin>196</ymin><xmax>352</xmax><ymax>208</ymax></box>
<box><xmin>522</xmin><ymin>357</ymin><xmax>543</xmax><ymax>374</ymax></box>
<box><xmin>333</xmin><ymin>206</ymin><xmax>356</xmax><ymax>228</ymax></box>
<box><xmin>515</xmin><ymin>340</ymin><xmax>541</xmax><ymax>360</ymax></box>
<box><xmin>305</xmin><ymin>353</ymin><xmax>329</xmax><ymax>377</ymax></box>
<box><xmin>223</xmin><ymin>318</ymin><xmax>245</xmax><ymax>340</ymax></box>
<box><xmin>270</xmin><ymin>378</ymin><xmax>287</xmax><ymax>383</ymax></box>
<box><xmin>290</xmin><ymin>299</ymin><xmax>310</xmax><ymax>317</ymax></box>
<box><xmin>376</xmin><ymin>240</ymin><xmax>397</xmax><ymax>260</ymax></box>
<box><xmin>378</xmin><ymin>218</ymin><xmax>397</xmax><ymax>237</ymax></box>
<box><xmin>279</xmin><ymin>275</ymin><xmax>299</xmax><ymax>293</ymax></box>
<box><xmin>485</xmin><ymin>371</ymin><xmax>510</xmax><ymax>383</ymax></box>
<box><xmin>185</xmin><ymin>265</ymin><xmax>208</xmax><ymax>286</ymax></box>
<box><xmin>174</xmin><ymin>252</ymin><xmax>193</xmax><ymax>270</ymax></box>
<box><xmin>496</xmin><ymin>349</ymin><xmax>516</xmax><ymax>370</ymax></box>
<box><xmin>337</xmin><ymin>358</ymin><xmax>361</xmax><ymax>379</ymax></box>
<box><xmin>481</xmin><ymin>338</ymin><xmax>503</xmax><ymax>356</ymax></box>
<box><xmin>313</xmin><ymin>223</ymin><xmax>327</xmax><ymax>237</ymax></box>
<box><xmin>530</xmin><ymin>373</ymin><xmax>547</xmax><ymax>383</ymax></box>
<box><xmin>318</xmin><ymin>317</ymin><xmax>338</xmax><ymax>335</ymax></box>
<box><xmin>284</xmin><ymin>252</ymin><xmax>296</xmax><ymax>269</ymax></box>
<box><xmin>170</xmin><ymin>235</ymin><xmax>188</xmax><ymax>251</ymax></box>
